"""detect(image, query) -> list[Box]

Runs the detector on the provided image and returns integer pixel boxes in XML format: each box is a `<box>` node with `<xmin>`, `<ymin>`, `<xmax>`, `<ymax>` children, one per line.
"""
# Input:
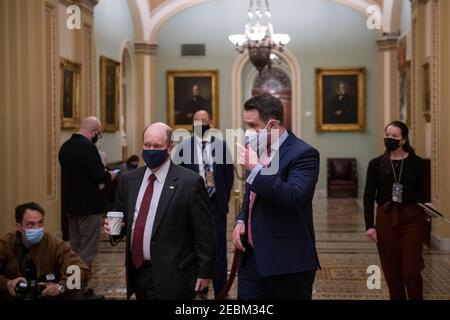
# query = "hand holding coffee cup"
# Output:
<box><xmin>106</xmin><ymin>211</ymin><xmax>124</xmax><ymax>235</ymax></box>
<box><xmin>106</xmin><ymin>212</ymin><xmax>125</xmax><ymax>246</ymax></box>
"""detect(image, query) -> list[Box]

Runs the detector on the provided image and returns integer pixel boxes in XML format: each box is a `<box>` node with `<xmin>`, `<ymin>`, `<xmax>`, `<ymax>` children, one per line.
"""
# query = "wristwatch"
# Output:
<box><xmin>58</xmin><ymin>284</ymin><xmax>66</xmax><ymax>295</ymax></box>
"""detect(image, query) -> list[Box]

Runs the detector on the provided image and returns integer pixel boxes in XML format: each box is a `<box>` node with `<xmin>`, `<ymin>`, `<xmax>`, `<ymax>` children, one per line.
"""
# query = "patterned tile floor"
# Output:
<box><xmin>89</xmin><ymin>198</ymin><xmax>450</xmax><ymax>300</ymax></box>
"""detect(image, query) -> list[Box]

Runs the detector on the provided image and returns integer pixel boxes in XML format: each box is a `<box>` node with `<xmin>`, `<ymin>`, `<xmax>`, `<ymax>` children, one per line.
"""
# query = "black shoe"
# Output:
<box><xmin>84</xmin><ymin>288</ymin><xmax>105</xmax><ymax>300</ymax></box>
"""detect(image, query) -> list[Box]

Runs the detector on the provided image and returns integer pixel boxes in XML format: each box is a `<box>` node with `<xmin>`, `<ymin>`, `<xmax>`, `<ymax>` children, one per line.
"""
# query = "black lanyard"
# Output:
<box><xmin>390</xmin><ymin>159</ymin><xmax>404</xmax><ymax>184</ymax></box>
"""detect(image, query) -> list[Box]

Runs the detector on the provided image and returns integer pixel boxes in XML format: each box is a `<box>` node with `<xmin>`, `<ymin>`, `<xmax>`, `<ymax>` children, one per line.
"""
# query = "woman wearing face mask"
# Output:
<box><xmin>364</xmin><ymin>120</ymin><xmax>430</xmax><ymax>300</ymax></box>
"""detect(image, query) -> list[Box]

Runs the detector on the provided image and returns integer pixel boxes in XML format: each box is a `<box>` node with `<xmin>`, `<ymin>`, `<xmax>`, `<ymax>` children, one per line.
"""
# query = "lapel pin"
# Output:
<box><xmin>169</xmin><ymin>186</ymin><xmax>175</xmax><ymax>189</ymax></box>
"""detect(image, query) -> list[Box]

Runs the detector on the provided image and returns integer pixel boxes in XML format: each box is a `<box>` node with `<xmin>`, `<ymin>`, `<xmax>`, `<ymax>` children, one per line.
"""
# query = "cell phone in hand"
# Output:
<box><xmin>113</xmin><ymin>169</ymin><xmax>121</xmax><ymax>174</ymax></box>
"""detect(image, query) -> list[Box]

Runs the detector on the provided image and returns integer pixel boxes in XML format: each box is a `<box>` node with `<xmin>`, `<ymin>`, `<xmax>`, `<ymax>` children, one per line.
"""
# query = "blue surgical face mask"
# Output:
<box><xmin>142</xmin><ymin>149</ymin><xmax>169</xmax><ymax>169</ymax></box>
<box><xmin>23</xmin><ymin>228</ymin><xmax>44</xmax><ymax>245</ymax></box>
<box><xmin>244</xmin><ymin>120</ymin><xmax>277</xmax><ymax>154</ymax></box>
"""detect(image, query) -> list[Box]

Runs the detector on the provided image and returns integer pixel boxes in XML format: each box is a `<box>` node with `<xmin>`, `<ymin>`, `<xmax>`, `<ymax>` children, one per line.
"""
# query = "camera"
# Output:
<box><xmin>15</xmin><ymin>280</ymin><xmax>46</xmax><ymax>300</ymax></box>
<box><xmin>15</xmin><ymin>274</ymin><xmax>56</xmax><ymax>300</ymax></box>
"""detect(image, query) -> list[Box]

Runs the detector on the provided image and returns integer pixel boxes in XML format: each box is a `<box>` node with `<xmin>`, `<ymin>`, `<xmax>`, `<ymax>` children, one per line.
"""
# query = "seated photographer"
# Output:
<box><xmin>0</xmin><ymin>202</ymin><xmax>90</xmax><ymax>300</ymax></box>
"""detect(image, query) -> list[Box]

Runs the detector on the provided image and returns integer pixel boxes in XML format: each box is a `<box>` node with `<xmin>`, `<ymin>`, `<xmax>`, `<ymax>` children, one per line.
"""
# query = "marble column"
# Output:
<box><xmin>133</xmin><ymin>41</ymin><xmax>159</xmax><ymax>148</ymax></box>
<box><xmin>376</xmin><ymin>36</ymin><xmax>399</xmax><ymax>152</ymax></box>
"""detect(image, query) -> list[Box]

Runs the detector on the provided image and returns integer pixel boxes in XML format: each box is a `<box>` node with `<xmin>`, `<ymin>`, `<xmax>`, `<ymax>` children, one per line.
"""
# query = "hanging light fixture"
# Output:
<box><xmin>228</xmin><ymin>0</ymin><xmax>290</xmax><ymax>73</ymax></box>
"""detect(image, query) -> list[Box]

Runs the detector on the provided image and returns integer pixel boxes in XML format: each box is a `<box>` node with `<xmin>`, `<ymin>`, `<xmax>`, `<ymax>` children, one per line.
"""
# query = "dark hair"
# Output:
<box><xmin>244</xmin><ymin>93</ymin><xmax>284</xmax><ymax>125</ymax></box>
<box><xmin>126</xmin><ymin>154</ymin><xmax>139</xmax><ymax>164</ymax></box>
<box><xmin>381</xmin><ymin>120</ymin><xmax>416</xmax><ymax>173</ymax></box>
<box><xmin>15</xmin><ymin>202</ymin><xmax>45</xmax><ymax>224</ymax></box>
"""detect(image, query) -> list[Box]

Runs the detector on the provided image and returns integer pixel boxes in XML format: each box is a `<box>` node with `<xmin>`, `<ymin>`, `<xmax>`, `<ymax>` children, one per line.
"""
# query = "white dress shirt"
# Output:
<box><xmin>131</xmin><ymin>159</ymin><xmax>170</xmax><ymax>261</ymax></box>
<box><xmin>246</xmin><ymin>130</ymin><xmax>289</xmax><ymax>185</ymax></box>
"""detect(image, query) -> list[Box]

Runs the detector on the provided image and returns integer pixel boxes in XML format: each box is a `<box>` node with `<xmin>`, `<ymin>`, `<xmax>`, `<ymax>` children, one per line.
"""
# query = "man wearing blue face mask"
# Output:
<box><xmin>0</xmin><ymin>202</ymin><xmax>90</xmax><ymax>299</ymax></box>
<box><xmin>104</xmin><ymin>122</ymin><xmax>216</xmax><ymax>300</ymax></box>
<box><xmin>233</xmin><ymin>93</ymin><xmax>321</xmax><ymax>300</ymax></box>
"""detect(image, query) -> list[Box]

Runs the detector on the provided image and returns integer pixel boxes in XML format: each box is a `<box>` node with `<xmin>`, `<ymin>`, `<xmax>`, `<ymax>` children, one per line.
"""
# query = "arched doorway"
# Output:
<box><xmin>250</xmin><ymin>62</ymin><xmax>292</xmax><ymax>131</ymax></box>
<box><xmin>120</xmin><ymin>42</ymin><xmax>137</xmax><ymax>160</ymax></box>
<box><xmin>233</xmin><ymin>48</ymin><xmax>301</xmax><ymax>137</ymax></box>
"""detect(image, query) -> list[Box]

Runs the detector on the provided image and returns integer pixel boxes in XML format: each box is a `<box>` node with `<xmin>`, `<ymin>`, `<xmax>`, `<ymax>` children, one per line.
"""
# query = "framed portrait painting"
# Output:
<box><xmin>60</xmin><ymin>58</ymin><xmax>80</xmax><ymax>129</ymax></box>
<box><xmin>167</xmin><ymin>70</ymin><xmax>219</xmax><ymax>130</ymax></box>
<box><xmin>100</xmin><ymin>56</ymin><xmax>120</xmax><ymax>132</ymax></box>
<box><xmin>316</xmin><ymin>68</ymin><xmax>366</xmax><ymax>132</ymax></box>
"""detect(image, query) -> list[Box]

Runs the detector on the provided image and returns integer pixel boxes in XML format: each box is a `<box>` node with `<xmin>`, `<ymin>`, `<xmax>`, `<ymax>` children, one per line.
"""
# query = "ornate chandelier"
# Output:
<box><xmin>228</xmin><ymin>0</ymin><xmax>290</xmax><ymax>73</ymax></box>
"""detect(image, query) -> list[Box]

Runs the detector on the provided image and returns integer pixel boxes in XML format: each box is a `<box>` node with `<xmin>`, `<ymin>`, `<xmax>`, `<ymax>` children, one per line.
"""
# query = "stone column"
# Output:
<box><xmin>0</xmin><ymin>0</ymin><xmax>60</xmax><ymax>235</ymax></box>
<box><xmin>431</xmin><ymin>0</ymin><xmax>450</xmax><ymax>250</ymax></box>
<box><xmin>133</xmin><ymin>41</ymin><xmax>159</xmax><ymax>146</ymax></box>
<box><xmin>376</xmin><ymin>36</ymin><xmax>399</xmax><ymax>152</ymax></box>
<box><xmin>61</xmin><ymin>0</ymin><xmax>98</xmax><ymax>117</ymax></box>
<box><xmin>410</xmin><ymin>0</ymin><xmax>428</xmax><ymax>154</ymax></box>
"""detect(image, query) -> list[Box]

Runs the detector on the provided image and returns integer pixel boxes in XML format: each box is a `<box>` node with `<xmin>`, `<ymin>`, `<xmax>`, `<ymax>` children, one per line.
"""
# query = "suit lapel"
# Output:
<box><xmin>264</xmin><ymin>132</ymin><xmax>294</xmax><ymax>172</ymax></box>
<box><xmin>276</xmin><ymin>133</ymin><xmax>294</xmax><ymax>164</ymax></box>
<box><xmin>151</xmin><ymin>162</ymin><xmax>179</xmax><ymax>239</ymax></box>
<box><xmin>253</xmin><ymin>133</ymin><xmax>294</xmax><ymax>205</ymax></box>
<box><xmin>127</xmin><ymin>167</ymin><xmax>146</xmax><ymax>228</ymax></box>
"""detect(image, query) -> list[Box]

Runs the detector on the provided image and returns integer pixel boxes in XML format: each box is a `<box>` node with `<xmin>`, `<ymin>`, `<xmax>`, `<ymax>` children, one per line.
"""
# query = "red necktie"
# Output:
<box><xmin>132</xmin><ymin>174</ymin><xmax>157</xmax><ymax>269</ymax></box>
<box><xmin>247</xmin><ymin>151</ymin><xmax>271</xmax><ymax>247</ymax></box>
<box><xmin>247</xmin><ymin>191</ymin><xmax>256</xmax><ymax>247</ymax></box>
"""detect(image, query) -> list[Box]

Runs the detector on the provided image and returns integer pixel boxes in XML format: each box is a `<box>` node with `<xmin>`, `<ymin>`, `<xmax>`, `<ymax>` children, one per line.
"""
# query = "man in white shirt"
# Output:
<box><xmin>105</xmin><ymin>122</ymin><xmax>216</xmax><ymax>300</ymax></box>
<box><xmin>177</xmin><ymin>111</ymin><xmax>234</xmax><ymax>298</ymax></box>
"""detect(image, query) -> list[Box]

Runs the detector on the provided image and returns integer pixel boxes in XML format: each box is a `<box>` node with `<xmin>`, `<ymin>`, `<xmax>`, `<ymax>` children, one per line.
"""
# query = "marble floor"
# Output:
<box><xmin>89</xmin><ymin>197</ymin><xmax>450</xmax><ymax>300</ymax></box>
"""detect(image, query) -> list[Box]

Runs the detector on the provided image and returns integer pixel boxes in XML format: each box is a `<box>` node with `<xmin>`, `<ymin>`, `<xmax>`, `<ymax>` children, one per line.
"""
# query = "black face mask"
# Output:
<box><xmin>193</xmin><ymin>125</ymin><xmax>211</xmax><ymax>137</ymax></box>
<box><xmin>384</xmin><ymin>137</ymin><xmax>401</xmax><ymax>151</ymax></box>
<box><xmin>92</xmin><ymin>134</ymin><xmax>99</xmax><ymax>144</ymax></box>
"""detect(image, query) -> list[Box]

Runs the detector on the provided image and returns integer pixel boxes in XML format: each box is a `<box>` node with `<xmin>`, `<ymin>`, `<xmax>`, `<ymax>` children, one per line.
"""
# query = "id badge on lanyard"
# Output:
<box><xmin>392</xmin><ymin>182</ymin><xmax>403</xmax><ymax>203</ymax></box>
<box><xmin>390</xmin><ymin>160</ymin><xmax>404</xmax><ymax>203</ymax></box>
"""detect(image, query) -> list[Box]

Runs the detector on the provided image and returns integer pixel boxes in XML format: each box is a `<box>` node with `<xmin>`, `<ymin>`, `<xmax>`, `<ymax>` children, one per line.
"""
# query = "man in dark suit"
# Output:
<box><xmin>105</xmin><ymin>122</ymin><xmax>216</xmax><ymax>300</ymax></box>
<box><xmin>233</xmin><ymin>94</ymin><xmax>320</xmax><ymax>300</ymax></box>
<box><xmin>59</xmin><ymin>116</ymin><xmax>117</xmax><ymax>269</ymax></box>
<box><xmin>176</xmin><ymin>110</ymin><xmax>234</xmax><ymax>298</ymax></box>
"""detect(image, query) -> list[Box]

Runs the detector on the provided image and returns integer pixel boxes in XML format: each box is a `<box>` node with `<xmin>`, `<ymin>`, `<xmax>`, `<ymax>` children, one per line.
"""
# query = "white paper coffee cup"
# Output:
<box><xmin>107</xmin><ymin>211</ymin><xmax>124</xmax><ymax>236</ymax></box>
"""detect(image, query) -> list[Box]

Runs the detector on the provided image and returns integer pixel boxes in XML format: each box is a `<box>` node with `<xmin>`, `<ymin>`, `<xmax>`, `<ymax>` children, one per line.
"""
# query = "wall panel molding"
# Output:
<box><xmin>45</xmin><ymin>1</ymin><xmax>59</xmax><ymax>200</ymax></box>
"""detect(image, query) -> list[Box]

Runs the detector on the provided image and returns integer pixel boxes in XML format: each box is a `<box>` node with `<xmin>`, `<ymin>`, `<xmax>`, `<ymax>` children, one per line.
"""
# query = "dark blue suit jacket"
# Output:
<box><xmin>237</xmin><ymin>132</ymin><xmax>320</xmax><ymax>276</ymax></box>
<box><xmin>177</xmin><ymin>136</ymin><xmax>234</xmax><ymax>216</ymax></box>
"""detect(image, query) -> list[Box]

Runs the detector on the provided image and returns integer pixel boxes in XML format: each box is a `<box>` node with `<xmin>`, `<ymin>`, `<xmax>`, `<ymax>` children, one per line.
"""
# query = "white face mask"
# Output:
<box><xmin>244</xmin><ymin>120</ymin><xmax>277</xmax><ymax>155</ymax></box>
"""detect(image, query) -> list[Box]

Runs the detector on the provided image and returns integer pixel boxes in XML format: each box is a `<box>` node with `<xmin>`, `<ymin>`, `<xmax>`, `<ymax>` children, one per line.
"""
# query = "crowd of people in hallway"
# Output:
<box><xmin>0</xmin><ymin>94</ymin><xmax>432</xmax><ymax>300</ymax></box>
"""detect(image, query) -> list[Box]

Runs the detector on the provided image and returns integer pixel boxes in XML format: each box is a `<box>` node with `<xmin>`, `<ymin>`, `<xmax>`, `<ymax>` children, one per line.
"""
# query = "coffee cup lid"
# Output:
<box><xmin>107</xmin><ymin>211</ymin><xmax>124</xmax><ymax>218</ymax></box>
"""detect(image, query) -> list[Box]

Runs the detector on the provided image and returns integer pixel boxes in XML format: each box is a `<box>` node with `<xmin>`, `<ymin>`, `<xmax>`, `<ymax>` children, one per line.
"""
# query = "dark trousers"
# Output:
<box><xmin>131</xmin><ymin>262</ymin><xmax>158</xmax><ymax>300</ymax></box>
<box><xmin>210</xmin><ymin>202</ymin><xmax>228</xmax><ymax>297</ymax></box>
<box><xmin>67</xmin><ymin>213</ymin><xmax>102</xmax><ymax>268</ymax></box>
<box><xmin>376</xmin><ymin>203</ymin><xmax>427</xmax><ymax>300</ymax></box>
<box><xmin>238</xmin><ymin>248</ymin><xmax>316</xmax><ymax>300</ymax></box>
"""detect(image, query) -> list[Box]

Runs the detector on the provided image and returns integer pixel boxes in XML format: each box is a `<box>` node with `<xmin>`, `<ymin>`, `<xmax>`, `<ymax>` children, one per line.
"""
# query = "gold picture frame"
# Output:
<box><xmin>60</xmin><ymin>58</ymin><xmax>80</xmax><ymax>129</ymax></box>
<box><xmin>167</xmin><ymin>70</ymin><xmax>219</xmax><ymax>130</ymax></box>
<box><xmin>100</xmin><ymin>56</ymin><xmax>120</xmax><ymax>132</ymax></box>
<box><xmin>316</xmin><ymin>68</ymin><xmax>366</xmax><ymax>132</ymax></box>
<box><xmin>422</xmin><ymin>62</ymin><xmax>431</xmax><ymax>123</ymax></box>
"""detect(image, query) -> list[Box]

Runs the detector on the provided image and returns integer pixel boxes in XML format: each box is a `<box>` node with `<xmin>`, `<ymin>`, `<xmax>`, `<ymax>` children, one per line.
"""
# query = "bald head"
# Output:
<box><xmin>80</xmin><ymin>116</ymin><xmax>101</xmax><ymax>131</ymax></box>
<box><xmin>78</xmin><ymin>116</ymin><xmax>102</xmax><ymax>142</ymax></box>
<box><xmin>193</xmin><ymin>110</ymin><xmax>211</xmax><ymax>126</ymax></box>
<box><xmin>142</xmin><ymin>122</ymin><xmax>173</xmax><ymax>149</ymax></box>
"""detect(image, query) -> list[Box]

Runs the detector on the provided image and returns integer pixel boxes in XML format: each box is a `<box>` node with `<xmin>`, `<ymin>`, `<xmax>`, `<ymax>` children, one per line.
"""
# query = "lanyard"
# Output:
<box><xmin>390</xmin><ymin>159</ymin><xmax>404</xmax><ymax>184</ymax></box>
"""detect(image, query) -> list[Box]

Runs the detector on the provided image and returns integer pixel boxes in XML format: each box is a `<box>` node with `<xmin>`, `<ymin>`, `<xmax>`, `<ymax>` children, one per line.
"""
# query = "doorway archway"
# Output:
<box><xmin>246</xmin><ymin>60</ymin><xmax>293</xmax><ymax>131</ymax></box>
<box><xmin>120</xmin><ymin>41</ymin><xmax>138</xmax><ymax>159</ymax></box>
<box><xmin>231</xmin><ymin>48</ymin><xmax>301</xmax><ymax>136</ymax></box>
